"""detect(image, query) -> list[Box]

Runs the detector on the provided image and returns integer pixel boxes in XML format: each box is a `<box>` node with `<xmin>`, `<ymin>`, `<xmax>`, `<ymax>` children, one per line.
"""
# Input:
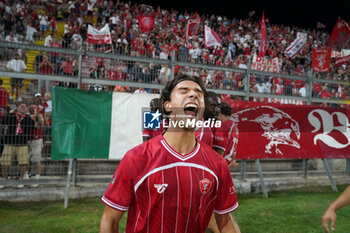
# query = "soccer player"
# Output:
<box><xmin>100</xmin><ymin>74</ymin><xmax>240</xmax><ymax>233</ymax></box>
<box><xmin>142</xmin><ymin>98</ymin><xmax>163</xmax><ymax>142</ymax></box>
<box><xmin>196</xmin><ymin>91</ymin><xmax>226</xmax><ymax>155</ymax></box>
<box><xmin>218</xmin><ymin>101</ymin><xmax>239</xmax><ymax>168</ymax></box>
<box><xmin>322</xmin><ymin>185</ymin><xmax>350</xmax><ymax>232</ymax></box>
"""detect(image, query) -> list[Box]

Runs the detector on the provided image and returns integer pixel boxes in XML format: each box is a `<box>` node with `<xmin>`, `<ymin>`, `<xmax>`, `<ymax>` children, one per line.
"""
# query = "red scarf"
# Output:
<box><xmin>15</xmin><ymin>112</ymin><xmax>25</xmax><ymax>135</ymax></box>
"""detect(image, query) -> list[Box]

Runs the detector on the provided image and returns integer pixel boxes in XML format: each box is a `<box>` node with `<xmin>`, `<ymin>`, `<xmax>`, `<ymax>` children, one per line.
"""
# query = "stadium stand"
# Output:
<box><xmin>0</xmin><ymin>0</ymin><xmax>349</xmax><ymax>193</ymax></box>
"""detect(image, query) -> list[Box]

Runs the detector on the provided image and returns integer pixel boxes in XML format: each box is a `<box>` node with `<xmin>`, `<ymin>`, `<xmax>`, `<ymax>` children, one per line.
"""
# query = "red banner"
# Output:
<box><xmin>137</xmin><ymin>14</ymin><xmax>155</xmax><ymax>33</ymax></box>
<box><xmin>186</xmin><ymin>19</ymin><xmax>200</xmax><ymax>39</ymax></box>
<box><xmin>258</xmin><ymin>12</ymin><xmax>267</xmax><ymax>57</ymax></box>
<box><xmin>327</xmin><ymin>18</ymin><xmax>350</xmax><ymax>50</ymax></box>
<box><xmin>225</xmin><ymin>100</ymin><xmax>350</xmax><ymax>159</ymax></box>
<box><xmin>312</xmin><ymin>48</ymin><xmax>331</xmax><ymax>72</ymax></box>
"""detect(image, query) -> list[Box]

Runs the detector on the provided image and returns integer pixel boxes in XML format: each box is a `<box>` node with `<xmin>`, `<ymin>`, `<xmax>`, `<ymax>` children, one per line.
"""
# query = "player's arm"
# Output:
<box><xmin>100</xmin><ymin>206</ymin><xmax>125</xmax><ymax>233</ymax></box>
<box><xmin>215</xmin><ymin>213</ymin><xmax>241</xmax><ymax>233</ymax></box>
<box><xmin>322</xmin><ymin>185</ymin><xmax>350</xmax><ymax>232</ymax></box>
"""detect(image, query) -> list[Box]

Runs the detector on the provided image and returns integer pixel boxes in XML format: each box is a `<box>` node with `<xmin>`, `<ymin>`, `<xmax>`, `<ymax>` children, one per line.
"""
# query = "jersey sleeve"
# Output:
<box><xmin>212</xmin><ymin>126</ymin><xmax>228</xmax><ymax>152</ymax></box>
<box><xmin>213</xmin><ymin>162</ymin><xmax>238</xmax><ymax>214</ymax></box>
<box><xmin>142</xmin><ymin>128</ymin><xmax>151</xmax><ymax>137</ymax></box>
<box><xmin>101</xmin><ymin>152</ymin><xmax>135</xmax><ymax>212</ymax></box>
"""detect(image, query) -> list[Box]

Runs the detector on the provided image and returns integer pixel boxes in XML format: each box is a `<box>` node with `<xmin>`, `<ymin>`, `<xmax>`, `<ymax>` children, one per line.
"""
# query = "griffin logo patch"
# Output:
<box><xmin>199</xmin><ymin>178</ymin><xmax>212</xmax><ymax>195</ymax></box>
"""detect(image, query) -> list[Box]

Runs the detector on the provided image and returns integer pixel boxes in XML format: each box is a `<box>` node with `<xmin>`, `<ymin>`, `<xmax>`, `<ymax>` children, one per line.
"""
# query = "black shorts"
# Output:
<box><xmin>10</xmin><ymin>78</ymin><xmax>23</xmax><ymax>87</ymax></box>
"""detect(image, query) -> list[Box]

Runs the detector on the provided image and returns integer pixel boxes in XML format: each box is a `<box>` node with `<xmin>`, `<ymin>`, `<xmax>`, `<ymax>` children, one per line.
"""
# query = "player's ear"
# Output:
<box><xmin>164</xmin><ymin>101</ymin><xmax>172</xmax><ymax>112</ymax></box>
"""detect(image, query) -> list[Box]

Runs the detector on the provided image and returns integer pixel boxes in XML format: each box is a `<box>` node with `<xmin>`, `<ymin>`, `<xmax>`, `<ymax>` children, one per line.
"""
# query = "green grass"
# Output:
<box><xmin>0</xmin><ymin>185</ymin><xmax>349</xmax><ymax>233</ymax></box>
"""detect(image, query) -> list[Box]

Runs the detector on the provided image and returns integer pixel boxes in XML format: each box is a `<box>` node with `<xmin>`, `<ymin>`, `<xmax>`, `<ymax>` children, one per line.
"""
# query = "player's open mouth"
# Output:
<box><xmin>184</xmin><ymin>103</ymin><xmax>198</xmax><ymax>117</ymax></box>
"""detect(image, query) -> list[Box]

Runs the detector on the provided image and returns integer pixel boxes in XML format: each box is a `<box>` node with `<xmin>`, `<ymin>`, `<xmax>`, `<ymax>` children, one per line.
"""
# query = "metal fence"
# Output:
<box><xmin>0</xmin><ymin>40</ymin><xmax>349</xmax><ymax>191</ymax></box>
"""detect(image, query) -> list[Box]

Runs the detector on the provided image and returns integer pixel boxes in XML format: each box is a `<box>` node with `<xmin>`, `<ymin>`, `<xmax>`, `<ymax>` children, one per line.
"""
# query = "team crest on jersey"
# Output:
<box><xmin>154</xmin><ymin>184</ymin><xmax>168</xmax><ymax>193</ymax></box>
<box><xmin>199</xmin><ymin>178</ymin><xmax>212</xmax><ymax>195</ymax></box>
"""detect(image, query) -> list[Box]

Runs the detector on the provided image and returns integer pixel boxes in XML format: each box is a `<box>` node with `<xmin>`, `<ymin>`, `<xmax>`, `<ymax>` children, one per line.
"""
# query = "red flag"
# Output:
<box><xmin>204</xmin><ymin>25</ymin><xmax>221</xmax><ymax>48</ymax></box>
<box><xmin>312</xmin><ymin>48</ymin><xmax>331</xmax><ymax>72</ymax></box>
<box><xmin>186</xmin><ymin>19</ymin><xmax>200</xmax><ymax>39</ymax></box>
<box><xmin>327</xmin><ymin>18</ymin><xmax>350</xmax><ymax>50</ymax></box>
<box><xmin>137</xmin><ymin>14</ymin><xmax>155</xmax><ymax>33</ymax></box>
<box><xmin>258</xmin><ymin>12</ymin><xmax>268</xmax><ymax>57</ymax></box>
<box><xmin>87</xmin><ymin>24</ymin><xmax>112</xmax><ymax>45</ymax></box>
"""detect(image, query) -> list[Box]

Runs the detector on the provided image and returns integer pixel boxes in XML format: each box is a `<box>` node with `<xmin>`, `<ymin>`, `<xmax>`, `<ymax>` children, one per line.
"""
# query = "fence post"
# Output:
<box><xmin>256</xmin><ymin>159</ymin><xmax>269</xmax><ymax>198</ymax></box>
<box><xmin>302</xmin><ymin>71</ymin><xmax>313</xmax><ymax>178</ymax></box>
<box><xmin>64</xmin><ymin>159</ymin><xmax>74</xmax><ymax>209</ymax></box>
<box><xmin>302</xmin><ymin>159</ymin><xmax>309</xmax><ymax>178</ymax></box>
<box><xmin>239</xmin><ymin>62</ymin><xmax>252</xmax><ymax>180</ymax></box>
<box><xmin>170</xmin><ymin>50</ymin><xmax>175</xmax><ymax>81</ymax></box>
<box><xmin>322</xmin><ymin>159</ymin><xmax>338</xmax><ymax>192</ymax></box>
<box><xmin>240</xmin><ymin>160</ymin><xmax>246</xmax><ymax>180</ymax></box>
<box><xmin>77</xmin><ymin>47</ymin><xmax>83</xmax><ymax>89</ymax></box>
<box><xmin>346</xmin><ymin>159</ymin><xmax>350</xmax><ymax>175</ymax></box>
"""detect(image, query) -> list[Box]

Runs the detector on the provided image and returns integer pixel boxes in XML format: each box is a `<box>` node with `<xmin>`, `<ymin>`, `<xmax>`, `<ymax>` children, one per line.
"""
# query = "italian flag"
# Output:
<box><xmin>52</xmin><ymin>87</ymin><xmax>158</xmax><ymax>160</ymax></box>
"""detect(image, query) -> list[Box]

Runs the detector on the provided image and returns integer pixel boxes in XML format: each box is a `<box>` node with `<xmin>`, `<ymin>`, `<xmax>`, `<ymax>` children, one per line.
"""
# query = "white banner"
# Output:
<box><xmin>331</xmin><ymin>49</ymin><xmax>350</xmax><ymax>58</ymax></box>
<box><xmin>204</xmin><ymin>25</ymin><xmax>221</xmax><ymax>48</ymax></box>
<box><xmin>286</xmin><ymin>32</ymin><xmax>307</xmax><ymax>59</ymax></box>
<box><xmin>109</xmin><ymin>93</ymin><xmax>159</xmax><ymax>159</ymax></box>
<box><xmin>251</xmin><ymin>54</ymin><xmax>279</xmax><ymax>73</ymax></box>
<box><xmin>87</xmin><ymin>24</ymin><xmax>112</xmax><ymax>44</ymax></box>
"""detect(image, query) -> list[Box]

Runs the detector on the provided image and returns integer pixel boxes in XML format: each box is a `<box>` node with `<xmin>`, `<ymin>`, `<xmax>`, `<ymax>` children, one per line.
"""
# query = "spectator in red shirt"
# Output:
<box><xmin>38</xmin><ymin>54</ymin><xmax>54</xmax><ymax>94</ymax></box>
<box><xmin>0</xmin><ymin>79</ymin><xmax>9</xmax><ymax>118</ymax></box>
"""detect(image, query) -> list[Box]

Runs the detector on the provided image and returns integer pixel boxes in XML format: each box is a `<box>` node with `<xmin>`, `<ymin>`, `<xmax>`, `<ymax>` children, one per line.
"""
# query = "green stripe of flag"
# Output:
<box><xmin>52</xmin><ymin>87</ymin><xmax>112</xmax><ymax>160</ymax></box>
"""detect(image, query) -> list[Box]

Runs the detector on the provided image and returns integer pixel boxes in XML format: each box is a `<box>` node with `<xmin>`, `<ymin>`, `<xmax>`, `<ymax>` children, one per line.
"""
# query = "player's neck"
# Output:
<box><xmin>163</xmin><ymin>130</ymin><xmax>196</xmax><ymax>155</ymax></box>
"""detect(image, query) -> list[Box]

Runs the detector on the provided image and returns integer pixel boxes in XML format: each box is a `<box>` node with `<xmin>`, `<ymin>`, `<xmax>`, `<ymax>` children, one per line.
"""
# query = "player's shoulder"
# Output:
<box><xmin>125</xmin><ymin>135</ymin><xmax>163</xmax><ymax>158</ymax></box>
<box><xmin>198</xmin><ymin>140</ymin><xmax>226</xmax><ymax>162</ymax></box>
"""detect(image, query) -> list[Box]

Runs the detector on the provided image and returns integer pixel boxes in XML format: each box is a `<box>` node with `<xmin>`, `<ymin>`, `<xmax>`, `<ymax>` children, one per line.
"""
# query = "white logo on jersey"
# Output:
<box><xmin>154</xmin><ymin>184</ymin><xmax>168</xmax><ymax>193</ymax></box>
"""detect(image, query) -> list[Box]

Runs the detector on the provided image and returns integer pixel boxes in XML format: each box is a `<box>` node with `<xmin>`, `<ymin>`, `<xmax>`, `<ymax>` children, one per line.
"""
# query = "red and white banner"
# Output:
<box><xmin>137</xmin><ymin>14</ymin><xmax>155</xmax><ymax>33</ymax></box>
<box><xmin>335</xmin><ymin>54</ymin><xmax>350</xmax><ymax>66</ymax></box>
<box><xmin>266</xmin><ymin>98</ymin><xmax>305</xmax><ymax>105</ymax></box>
<box><xmin>225</xmin><ymin>100</ymin><xmax>350</xmax><ymax>159</ymax></box>
<box><xmin>327</xmin><ymin>18</ymin><xmax>350</xmax><ymax>50</ymax></box>
<box><xmin>312</xmin><ymin>48</ymin><xmax>331</xmax><ymax>72</ymax></box>
<box><xmin>204</xmin><ymin>25</ymin><xmax>221</xmax><ymax>48</ymax></box>
<box><xmin>251</xmin><ymin>54</ymin><xmax>279</xmax><ymax>73</ymax></box>
<box><xmin>286</xmin><ymin>32</ymin><xmax>307</xmax><ymax>59</ymax></box>
<box><xmin>87</xmin><ymin>24</ymin><xmax>112</xmax><ymax>45</ymax></box>
<box><xmin>258</xmin><ymin>12</ymin><xmax>268</xmax><ymax>57</ymax></box>
<box><xmin>186</xmin><ymin>19</ymin><xmax>200</xmax><ymax>39</ymax></box>
<box><xmin>331</xmin><ymin>49</ymin><xmax>350</xmax><ymax>58</ymax></box>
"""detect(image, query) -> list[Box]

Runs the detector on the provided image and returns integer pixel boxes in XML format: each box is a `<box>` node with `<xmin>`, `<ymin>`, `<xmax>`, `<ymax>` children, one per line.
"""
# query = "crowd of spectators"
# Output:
<box><xmin>0</xmin><ymin>0</ymin><xmax>349</xmax><ymax>105</ymax></box>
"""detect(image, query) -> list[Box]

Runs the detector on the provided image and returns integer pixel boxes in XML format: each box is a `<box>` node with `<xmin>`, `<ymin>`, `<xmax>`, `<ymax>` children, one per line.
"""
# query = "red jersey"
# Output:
<box><xmin>102</xmin><ymin>135</ymin><xmax>238</xmax><ymax>233</ymax></box>
<box><xmin>221</xmin><ymin>120</ymin><xmax>239</xmax><ymax>163</ymax></box>
<box><xmin>142</xmin><ymin>123</ymin><xmax>164</xmax><ymax>139</ymax></box>
<box><xmin>0</xmin><ymin>87</ymin><xmax>9</xmax><ymax>109</ymax></box>
<box><xmin>212</xmin><ymin>124</ymin><xmax>228</xmax><ymax>153</ymax></box>
<box><xmin>195</xmin><ymin>125</ymin><xmax>213</xmax><ymax>147</ymax></box>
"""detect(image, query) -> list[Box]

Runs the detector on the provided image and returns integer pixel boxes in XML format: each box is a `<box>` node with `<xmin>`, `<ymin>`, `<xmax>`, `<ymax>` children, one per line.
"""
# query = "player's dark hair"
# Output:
<box><xmin>220</xmin><ymin>101</ymin><xmax>232</xmax><ymax>116</ymax></box>
<box><xmin>206</xmin><ymin>91</ymin><xmax>219</xmax><ymax>103</ymax></box>
<box><xmin>160</xmin><ymin>74</ymin><xmax>207</xmax><ymax>117</ymax></box>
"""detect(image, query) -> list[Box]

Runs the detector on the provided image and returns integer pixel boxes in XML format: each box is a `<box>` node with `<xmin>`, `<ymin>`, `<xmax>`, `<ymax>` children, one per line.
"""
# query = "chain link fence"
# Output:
<box><xmin>0</xmin><ymin>40</ymin><xmax>349</xmax><ymax>190</ymax></box>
